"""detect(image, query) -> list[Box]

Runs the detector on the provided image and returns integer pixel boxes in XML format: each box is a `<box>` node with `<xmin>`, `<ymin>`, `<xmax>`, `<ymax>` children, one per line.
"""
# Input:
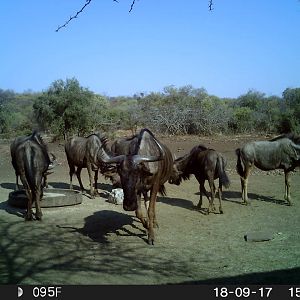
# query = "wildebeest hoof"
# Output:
<box><xmin>142</xmin><ymin>220</ymin><xmax>149</xmax><ymax>229</ymax></box>
<box><xmin>147</xmin><ymin>236</ymin><xmax>155</xmax><ymax>245</ymax></box>
<box><xmin>25</xmin><ymin>215</ymin><xmax>33</xmax><ymax>221</ymax></box>
<box><xmin>36</xmin><ymin>213</ymin><xmax>43</xmax><ymax>220</ymax></box>
<box><xmin>138</xmin><ymin>217</ymin><xmax>148</xmax><ymax>229</ymax></box>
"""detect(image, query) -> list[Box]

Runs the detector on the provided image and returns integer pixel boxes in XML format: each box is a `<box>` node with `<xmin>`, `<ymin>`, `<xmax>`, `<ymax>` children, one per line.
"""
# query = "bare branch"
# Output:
<box><xmin>129</xmin><ymin>0</ymin><xmax>136</xmax><ymax>13</ymax></box>
<box><xmin>56</xmin><ymin>0</ymin><xmax>93</xmax><ymax>32</ymax></box>
<box><xmin>56</xmin><ymin>0</ymin><xmax>214</xmax><ymax>32</ymax></box>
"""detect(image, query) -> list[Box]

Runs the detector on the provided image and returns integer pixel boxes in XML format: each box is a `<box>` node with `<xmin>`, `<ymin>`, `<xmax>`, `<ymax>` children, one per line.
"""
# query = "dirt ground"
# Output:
<box><xmin>0</xmin><ymin>133</ymin><xmax>300</xmax><ymax>285</ymax></box>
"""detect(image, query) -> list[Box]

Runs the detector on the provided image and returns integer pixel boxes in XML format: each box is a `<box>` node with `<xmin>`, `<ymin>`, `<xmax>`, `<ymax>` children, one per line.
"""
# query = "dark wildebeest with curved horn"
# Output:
<box><xmin>108</xmin><ymin>134</ymin><xmax>153</xmax><ymax>209</ymax></box>
<box><xmin>236</xmin><ymin>133</ymin><xmax>300</xmax><ymax>205</ymax></box>
<box><xmin>11</xmin><ymin>132</ymin><xmax>57</xmax><ymax>190</ymax></box>
<box><xmin>11</xmin><ymin>131</ymin><xmax>54</xmax><ymax>220</ymax></box>
<box><xmin>99</xmin><ymin>128</ymin><xmax>173</xmax><ymax>245</ymax></box>
<box><xmin>168</xmin><ymin>145</ymin><xmax>230</xmax><ymax>214</ymax></box>
<box><xmin>105</xmin><ymin>135</ymin><xmax>139</xmax><ymax>188</ymax></box>
<box><xmin>65</xmin><ymin>133</ymin><xmax>113</xmax><ymax>198</ymax></box>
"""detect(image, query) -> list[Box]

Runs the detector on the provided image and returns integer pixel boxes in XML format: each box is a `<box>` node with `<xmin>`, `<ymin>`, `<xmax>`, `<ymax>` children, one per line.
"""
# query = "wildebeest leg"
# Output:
<box><xmin>195</xmin><ymin>176</ymin><xmax>204</xmax><ymax>209</ymax></box>
<box><xmin>69</xmin><ymin>164</ymin><xmax>75</xmax><ymax>190</ymax></box>
<box><xmin>21</xmin><ymin>176</ymin><xmax>33</xmax><ymax>221</ymax></box>
<box><xmin>43</xmin><ymin>174</ymin><xmax>48</xmax><ymax>189</ymax></box>
<box><xmin>284</xmin><ymin>170</ymin><xmax>292</xmax><ymax>205</ymax></box>
<box><xmin>87</xmin><ymin>163</ymin><xmax>96</xmax><ymax>198</ymax></box>
<box><xmin>35</xmin><ymin>187</ymin><xmax>43</xmax><ymax>220</ymax></box>
<box><xmin>147</xmin><ymin>183</ymin><xmax>160</xmax><ymax>245</ymax></box>
<box><xmin>143</xmin><ymin>191</ymin><xmax>158</xmax><ymax>228</ymax></box>
<box><xmin>25</xmin><ymin>191</ymin><xmax>33</xmax><ymax>221</ymax></box>
<box><xmin>240</xmin><ymin>164</ymin><xmax>251</xmax><ymax>205</ymax></box>
<box><xmin>207</xmin><ymin>174</ymin><xmax>216</xmax><ymax>214</ymax></box>
<box><xmin>94</xmin><ymin>170</ymin><xmax>99</xmax><ymax>195</ymax></box>
<box><xmin>75</xmin><ymin>167</ymin><xmax>85</xmax><ymax>193</ymax></box>
<box><xmin>15</xmin><ymin>174</ymin><xmax>20</xmax><ymax>190</ymax></box>
<box><xmin>135</xmin><ymin>192</ymin><xmax>147</xmax><ymax>228</ymax></box>
<box><xmin>218</xmin><ymin>180</ymin><xmax>223</xmax><ymax>214</ymax></box>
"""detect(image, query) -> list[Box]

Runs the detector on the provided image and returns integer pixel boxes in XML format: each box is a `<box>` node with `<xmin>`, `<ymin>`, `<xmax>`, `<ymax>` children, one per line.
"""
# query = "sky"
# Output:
<box><xmin>1</xmin><ymin>0</ymin><xmax>300</xmax><ymax>98</ymax></box>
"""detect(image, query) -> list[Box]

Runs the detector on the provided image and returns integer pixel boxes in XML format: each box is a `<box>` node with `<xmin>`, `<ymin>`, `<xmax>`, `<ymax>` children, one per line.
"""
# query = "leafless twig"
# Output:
<box><xmin>129</xmin><ymin>0</ymin><xmax>136</xmax><ymax>13</ymax></box>
<box><xmin>56</xmin><ymin>0</ymin><xmax>92</xmax><ymax>32</ymax></box>
<box><xmin>56</xmin><ymin>0</ymin><xmax>213</xmax><ymax>32</ymax></box>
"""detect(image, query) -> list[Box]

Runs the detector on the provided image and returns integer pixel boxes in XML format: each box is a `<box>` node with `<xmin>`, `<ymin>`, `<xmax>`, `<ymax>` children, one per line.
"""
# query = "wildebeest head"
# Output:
<box><xmin>168</xmin><ymin>163</ymin><xmax>183</xmax><ymax>186</ymax></box>
<box><xmin>45</xmin><ymin>153</ymin><xmax>59</xmax><ymax>176</ymax></box>
<box><xmin>168</xmin><ymin>153</ymin><xmax>191</xmax><ymax>186</ymax></box>
<box><xmin>103</xmin><ymin>154</ymin><xmax>160</xmax><ymax>211</ymax></box>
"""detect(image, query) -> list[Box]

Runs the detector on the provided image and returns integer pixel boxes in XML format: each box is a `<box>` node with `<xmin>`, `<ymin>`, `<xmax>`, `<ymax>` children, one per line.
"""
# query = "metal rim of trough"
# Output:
<box><xmin>8</xmin><ymin>188</ymin><xmax>82</xmax><ymax>208</ymax></box>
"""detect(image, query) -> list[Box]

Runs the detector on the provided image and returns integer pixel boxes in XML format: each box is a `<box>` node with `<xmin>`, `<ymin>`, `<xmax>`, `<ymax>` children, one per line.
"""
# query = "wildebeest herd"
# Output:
<box><xmin>9</xmin><ymin>129</ymin><xmax>300</xmax><ymax>245</ymax></box>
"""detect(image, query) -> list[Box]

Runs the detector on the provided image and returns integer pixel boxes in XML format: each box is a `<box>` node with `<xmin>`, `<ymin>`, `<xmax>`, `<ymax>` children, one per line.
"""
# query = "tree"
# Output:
<box><xmin>274</xmin><ymin>88</ymin><xmax>300</xmax><ymax>133</ymax></box>
<box><xmin>237</xmin><ymin>90</ymin><xmax>265</xmax><ymax>111</ymax></box>
<box><xmin>283</xmin><ymin>88</ymin><xmax>300</xmax><ymax>120</ymax></box>
<box><xmin>33</xmin><ymin>78</ymin><xmax>95</xmax><ymax>139</ymax></box>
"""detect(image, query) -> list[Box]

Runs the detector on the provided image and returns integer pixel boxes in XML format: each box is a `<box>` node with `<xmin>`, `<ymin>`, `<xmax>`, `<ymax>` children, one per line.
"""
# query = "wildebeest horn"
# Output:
<box><xmin>132</xmin><ymin>155</ymin><xmax>163</xmax><ymax>165</ymax></box>
<box><xmin>101</xmin><ymin>155</ymin><xmax>126</xmax><ymax>164</ymax></box>
<box><xmin>293</xmin><ymin>143</ymin><xmax>300</xmax><ymax>150</ymax></box>
<box><xmin>48</xmin><ymin>153</ymin><xmax>58</xmax><ymax>170</ymax></box>
<box><xmin>101</xmin><ymin>154</ymin><xmax>162</xmax><ymax>165</ymax></box>
<box><xmin>49</xmin><ymin>153</ymin><xmax>56</xmax><ymax>162</ymax></box>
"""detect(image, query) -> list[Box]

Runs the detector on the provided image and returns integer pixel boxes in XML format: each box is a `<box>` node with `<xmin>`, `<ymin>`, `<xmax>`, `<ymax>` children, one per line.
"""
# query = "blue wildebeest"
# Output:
<box><xmin>11</xmin><ymin>131</ymin><xmax>54</xmax><ymax>220</ymax></box>
<box><xmin>65</xmin><ymin>133</ymin><xmax>113</xmax><ymax>198</ymax></box>
<box><xmin>10</xmin><ymin>132</ymin><xmax>56</xmax><ymax>190</ymax></box>
<box><xmin>168</xmin><ymin>145</ymin><xmax>230</xmax><ymax>214</ymax></box>
<box><xmin>236</xmin><ymin>133</ymin><xmax>300</xmax><ymax>205</ymax></box>
<box><xmin>106</xmin><ymin>135</ymin><xmax>139</xmax><ymax>188</ymax></box>
<box><xmin>99</xmin><ymin>128</ymin><xmax>173</xmax><ymax>245</ymax></box>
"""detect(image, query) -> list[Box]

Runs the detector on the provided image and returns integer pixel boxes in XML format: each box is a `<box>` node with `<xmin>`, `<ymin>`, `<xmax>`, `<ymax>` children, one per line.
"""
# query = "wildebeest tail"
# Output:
<box><xmin>159</xmin><ymin>184</ymin><xmax>167</xmax><ymax>196</ymax></box>
<box><xmin>24</xmin><ymin>143</ymin><xmax>38</xmax><ymax>197</ymax></box>
<box><xmin>217</xmin><ymin>155</ymin><xmax>230</xmax><ymax>188</ymax></box>
<box><xmin>235</xmin><ymin>148</ymin><xmax>244</xmax><ymax>178</ymax></box>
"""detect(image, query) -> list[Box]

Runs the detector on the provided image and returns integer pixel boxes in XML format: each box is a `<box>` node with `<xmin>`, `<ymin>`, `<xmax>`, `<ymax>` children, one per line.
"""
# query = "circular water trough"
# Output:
<box><xmin>8</xmin><ymin>188</ymin><xmax>82</xmax><ymax>208</ymax></box>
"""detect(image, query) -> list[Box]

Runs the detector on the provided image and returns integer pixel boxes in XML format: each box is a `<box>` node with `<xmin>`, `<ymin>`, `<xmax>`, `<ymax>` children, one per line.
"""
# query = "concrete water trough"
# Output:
<box><xmin>8</xmin><ymin>188</ymin><xmax>82</xmax><ymax>208</ymax></box>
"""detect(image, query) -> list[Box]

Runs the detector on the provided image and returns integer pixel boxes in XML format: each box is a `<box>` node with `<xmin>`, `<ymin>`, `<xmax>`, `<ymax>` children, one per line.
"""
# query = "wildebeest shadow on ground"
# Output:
<box><xmin>172</xmin><ymin>267</ymin><xmax>300</xmax><ymax>285</ymax></box>
<box><xmin>0</xmin><ymin>182</ymin><xmax>16</xmax><ymax>190</ymax></box>
<box><xmin>0</xmin><ymin>199</ymin><xmax>25</xmax><ymax>218</ymax></box>
<box><xmin>0</xmin><ymin>183</ymin><xmax>26</xmax><ymax>218</ymax></box>
<box><xmin>158</xmin><ymin>196</ymin><xmax>194</xmax><ymax>210</ymax></box>
<box><xmin>193</xmin><ymin>189</ymin><xmax>287</xmax><ymax>206</ymax></box>
<box><xmin>158</xmin><ymin>196</ymin><xmax>209</xmax><ymax>215</ymax></box>
<box><xmin>47</xmin><ymin>181</ymin><xmax>71</xmax><ymax>189</ymax></box>
<box><xmin>0</xmin><ymin>216</ymin><xmax>193</xmax><ymax>284</ymax></box>
<box><xmin>222</xmin><ymin>190</ymin><xmax>288</xmax><ymax>206</ymax></box>
<box><xmin>58</xmin><ymin>210</ymin><xmax>147</xmax><ymax>244</ymax></box>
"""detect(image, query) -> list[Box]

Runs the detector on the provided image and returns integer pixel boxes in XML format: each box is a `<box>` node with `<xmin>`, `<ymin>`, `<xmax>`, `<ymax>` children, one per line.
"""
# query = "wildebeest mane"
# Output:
<box><xmin>31</xmin><ymin>131</ymin><xmax>51</xmax><ymax>165</ymax></box>
<box><xmin>175</xmin><ymin>144</ymin><xmax>214</xmax><ymax>183</ymax></box>
<box><xmin>175</xmin><ymin>144</ymin><xmax>213</xmax><ymax>183</ymax></box>
<box><xmin>86</xmin><ymin>132</ymin><xmax>113</xmax><ymax>155</ymax></box>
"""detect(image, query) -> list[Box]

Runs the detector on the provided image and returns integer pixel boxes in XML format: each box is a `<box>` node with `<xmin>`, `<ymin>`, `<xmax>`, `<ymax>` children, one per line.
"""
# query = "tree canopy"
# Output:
<box><xmin>1</xmin><ymin>80</ymin><xmax>299</xmax><ymax>139</ymax></box>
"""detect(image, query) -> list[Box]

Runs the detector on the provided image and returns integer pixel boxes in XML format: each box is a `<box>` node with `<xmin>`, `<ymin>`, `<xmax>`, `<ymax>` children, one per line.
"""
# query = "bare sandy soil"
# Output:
<box><xmin>0</xmin><ymin>133</ymin><xmax>300</xmax><ymax>285</ymax></box>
